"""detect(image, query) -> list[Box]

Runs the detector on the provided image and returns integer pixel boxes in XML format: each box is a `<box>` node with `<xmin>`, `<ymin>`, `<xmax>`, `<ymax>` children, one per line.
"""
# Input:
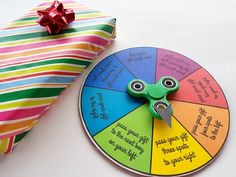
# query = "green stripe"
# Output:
<box><xmin>0</xmin><ymin>58</ymin><xmax>90</xmax><ymax>72</ymax></box>
<box><xmin>14</xmin><ymin>131</ymin><xmax>30</xmax><ymax>144</ymax></box>
<box><xmin>0</xmin><ymin>88</ymin><xmax>64</xmax><ymax>102</ymax></box>
<box><xmin>15</xmin><ymin>17</ymin><xmax>38</xmax><ymax>22</ymax></box>
<box><xmin>0</xmin><ymin>24</ymin><xmax>113</xmax><ymax>42</ymax></box>
<box><xmin>15</xmin><ymin>11</ymin><xmax>100</xmax><ymax>22</ymax></box>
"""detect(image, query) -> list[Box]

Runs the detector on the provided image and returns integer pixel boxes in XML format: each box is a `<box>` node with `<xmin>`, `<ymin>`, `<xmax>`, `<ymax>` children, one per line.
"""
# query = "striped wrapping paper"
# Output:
<box><xmin>0</xmin><ymin>0</ymin><xmax>116</xmax><ymax>153</ymax></box>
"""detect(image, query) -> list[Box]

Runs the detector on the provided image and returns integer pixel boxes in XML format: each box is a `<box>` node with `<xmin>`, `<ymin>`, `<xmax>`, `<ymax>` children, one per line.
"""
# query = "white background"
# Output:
<box><xmin>0</xmin><ymin>0</ymin><xmax>236</xmax><ymax>177</ymax></box>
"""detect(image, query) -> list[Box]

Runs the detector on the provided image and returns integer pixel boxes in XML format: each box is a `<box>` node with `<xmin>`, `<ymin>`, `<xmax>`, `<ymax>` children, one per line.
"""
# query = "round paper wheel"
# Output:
<box><xmin>79</xmin><ymin>47</ymin><xmax>229</xmax><ymax>176</ymax></box>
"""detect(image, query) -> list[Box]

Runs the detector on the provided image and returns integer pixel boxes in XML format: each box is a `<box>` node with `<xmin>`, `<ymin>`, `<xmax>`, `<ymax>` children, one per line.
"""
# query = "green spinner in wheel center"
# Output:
<box><xmin>128</xmin><ymin>76</ymin><xmax>179</xmax><ymax>128</ymax></box>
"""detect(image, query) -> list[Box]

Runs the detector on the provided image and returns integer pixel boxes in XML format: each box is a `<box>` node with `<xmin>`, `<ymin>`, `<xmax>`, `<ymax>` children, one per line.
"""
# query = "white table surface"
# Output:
<box><xmin>0</xmin><ymin>0</ymin><xmax>236</xmax><ymax>177</ymax></box>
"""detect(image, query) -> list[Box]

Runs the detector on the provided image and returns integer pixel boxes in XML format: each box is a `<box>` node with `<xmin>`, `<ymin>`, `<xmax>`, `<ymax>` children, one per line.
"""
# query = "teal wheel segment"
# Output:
<box><xmin>115</xmin><ymin>47</ymin><xmax>157</xmax><ymax>84</ymax></box>
<box><xmin>84</xmin><ymin>54</ymin><xmax>136</xmax><ymax>92</ymax></box>
<box><xmin>81</xmin><ymin>86</ymin><xmax>145</xmax><ymax>136</ymax></box>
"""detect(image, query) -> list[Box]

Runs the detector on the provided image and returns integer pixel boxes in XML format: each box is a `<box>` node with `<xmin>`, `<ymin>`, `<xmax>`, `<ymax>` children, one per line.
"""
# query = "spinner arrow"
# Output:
<box><xmin>78</xmin><ymin>47</ymin><xmax>229</xmax><ymax>176</ymax></box>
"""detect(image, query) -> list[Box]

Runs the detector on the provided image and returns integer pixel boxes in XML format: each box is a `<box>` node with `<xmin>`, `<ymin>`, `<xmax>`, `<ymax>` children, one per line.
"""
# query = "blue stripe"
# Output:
<box><xmin>0</xmin><ymin>18</ymin><xmax>115</xmax><ymax>37</ymax></box>
<box><xmin>0</xmin><ymin>76</ymin><xmax>75</xmax><ymax>90</ymax></box>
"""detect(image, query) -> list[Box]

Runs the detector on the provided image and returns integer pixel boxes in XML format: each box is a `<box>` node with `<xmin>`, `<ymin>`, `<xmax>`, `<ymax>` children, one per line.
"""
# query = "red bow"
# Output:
<box><xmin>37</xmin><ymin>0</ymin><xmax>75</xmax><ymax>34</ymax></box>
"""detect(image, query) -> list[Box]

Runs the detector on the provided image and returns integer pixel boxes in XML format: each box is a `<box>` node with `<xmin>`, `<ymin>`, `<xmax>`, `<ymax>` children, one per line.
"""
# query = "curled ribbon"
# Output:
<box><xmin>37</xmin><ymin>0</ymin><xmax>75</xmax><ymax>34</ymax></box>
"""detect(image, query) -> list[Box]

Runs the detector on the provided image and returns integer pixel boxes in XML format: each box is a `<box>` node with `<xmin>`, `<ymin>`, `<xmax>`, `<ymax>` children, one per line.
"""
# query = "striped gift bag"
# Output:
<box><xmin>0</xmin><ymin>0</ymin><xmax>116</xmax><ymax>153</ymax></box>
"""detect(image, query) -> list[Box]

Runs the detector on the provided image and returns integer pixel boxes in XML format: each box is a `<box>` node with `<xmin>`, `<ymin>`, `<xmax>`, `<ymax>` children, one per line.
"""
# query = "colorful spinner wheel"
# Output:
<box><xmin>79</xmin><ymin>47</ymin><xmax>229</xmax><ymax>176</ymax></box>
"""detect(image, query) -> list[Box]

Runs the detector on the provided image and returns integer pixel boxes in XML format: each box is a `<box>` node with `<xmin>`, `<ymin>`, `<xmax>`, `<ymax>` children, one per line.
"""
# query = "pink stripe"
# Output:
<box><xmin>5</xmin><ymin>16</ymin><xmax>108</xmax><ymax>30</ymax></box>
<box><xmin>0</xmin><ymin>49</ymin><xmax>94</xmax><ymax>67</ymax></box>
<box><xmin>24</xmin><ymin>7</ymin><xmax>91</xmax><ymax>17</ymax></box>
<box><xmin>23</xmin><ymin>6</ymin><xmax>90</xmax><ymax>18</ymax></box>
<box><xmin>38</xmin><ymin>1</ymin><xmax>76</xmax><ymax>7</ymax></box>
<box><xmin>26</xmin><ymin>6</ymin><xmax>89</xmax><ymax>16</ymax></box>
<box><xmin>0</xmin><ymin>36</ymin><xmax>108</xmax><ymax>54</ymax></box>
<box><xmin>16</xmin><ymin>3</ymin><xmax>86</xmax><ymax>19</ymax></box>
<box><xmin>0</xmin><ymin>106</ymin><xmax>48</xmax><ymax>121</ymax></box>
